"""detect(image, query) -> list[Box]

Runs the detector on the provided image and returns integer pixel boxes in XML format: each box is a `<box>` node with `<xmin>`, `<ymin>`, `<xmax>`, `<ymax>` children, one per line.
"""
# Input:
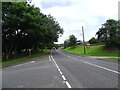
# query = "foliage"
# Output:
<box><xmin>96</xmin><ymin>19</ymin><xmax>120</xmax><ymax>48</ymax></box>
<box><xmin>64</xmin><ymin>35</ymin><xmax>77</xmax><ymax>48</ymax></box>
<box><xmin>88</xmin><ymin>37</ymin><xmax>98</xmax><ymax>44</ymax></box>
<box><xmin>64</xmin><ymin>45</ymin><xmax>118</xmax><ymax>57</ymax></box>
<box><xmin>69</xmin><ymin>35</ymin><xmax>77</xmax><ymax>48</ymax></box>
<box><xmin>2</xmin><ymin>2</ymin><xmax>63</xmax><ymax>60</ymax></box>
<box><xmin>64</xmin><ymin>39</ymin><xmax>69</xmax><ymax>48</ymax></box>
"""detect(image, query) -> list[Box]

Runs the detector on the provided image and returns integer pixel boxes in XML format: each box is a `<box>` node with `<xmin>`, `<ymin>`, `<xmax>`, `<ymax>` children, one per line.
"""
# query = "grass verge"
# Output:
<box><xmin>2</xmin><ymin>49</ymin><xmax>50</xmax><ymax>66</ymax></box>
<box><xmin>64</xmin><ymin>45</ymin><xmax>118</xmax><ymax>57</ymax></box>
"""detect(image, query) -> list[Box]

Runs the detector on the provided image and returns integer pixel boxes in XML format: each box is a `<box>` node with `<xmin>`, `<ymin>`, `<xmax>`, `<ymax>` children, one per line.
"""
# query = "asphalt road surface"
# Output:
<box><xmin>2</xmin><ymin>49</ymin><xmax>119</xmax><ymax>88</ymax></box>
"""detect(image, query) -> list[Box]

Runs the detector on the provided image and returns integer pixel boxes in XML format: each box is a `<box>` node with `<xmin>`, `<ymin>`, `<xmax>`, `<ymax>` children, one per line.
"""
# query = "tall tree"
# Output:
<box><xmin>69</xmin><ymin>35</ymin><xmax>77</xmax><ymax>48</ymax></box>
<box><xmin>96</xmin><ymin>19</ymin><xmax>120</xmax><ymax>48</ymax></box>
<box><xmin>2</xmin><ymin>2</ymin><xmax>63</xmax><ymax>60</ymax></box>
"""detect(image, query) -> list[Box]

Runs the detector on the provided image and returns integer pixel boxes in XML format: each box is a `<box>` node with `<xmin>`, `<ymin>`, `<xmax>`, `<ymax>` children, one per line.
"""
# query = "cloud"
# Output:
<box><xmin>40</xmin><ymin>1</ymin><xmax>71</xmax><ymax>9</ymax></box>
<box><xmin>31</xmin><ymin>0</ymin><xmax>119</xmax><ymax>44</ymax></box>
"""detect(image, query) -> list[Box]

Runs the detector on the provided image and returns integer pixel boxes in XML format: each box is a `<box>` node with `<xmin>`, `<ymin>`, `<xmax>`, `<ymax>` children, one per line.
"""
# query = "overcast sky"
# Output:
<box><xmin>30</xmin><ymin>0</ymin><xmax>119</xmax><ymax>44</ymax></box>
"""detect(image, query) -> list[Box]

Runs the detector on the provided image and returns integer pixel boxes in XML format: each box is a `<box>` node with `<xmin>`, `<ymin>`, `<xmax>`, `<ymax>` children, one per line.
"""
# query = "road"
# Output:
<box><xmin>2</xmin><ymin>49</ymin><xmax>119</xmax><ymax>88</ymax></box>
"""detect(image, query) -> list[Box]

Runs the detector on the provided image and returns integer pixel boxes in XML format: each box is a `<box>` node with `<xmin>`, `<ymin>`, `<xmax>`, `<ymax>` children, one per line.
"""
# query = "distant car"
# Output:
<box><xmin>53</xmin><ymin>47</ymin><xmax>56</xmax><ymax>50</ymax></box>
<box><xmin>86</xmin><ymin>44</ymin><xmax>90</xmax><ymax>46</ymax></box>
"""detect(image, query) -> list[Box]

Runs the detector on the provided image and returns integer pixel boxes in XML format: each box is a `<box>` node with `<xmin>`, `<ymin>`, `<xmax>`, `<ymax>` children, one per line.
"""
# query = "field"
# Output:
<box><xmin>64</xmin><ymin>45</ymin><xmax>118</xmax><ymax>57</ymax></box>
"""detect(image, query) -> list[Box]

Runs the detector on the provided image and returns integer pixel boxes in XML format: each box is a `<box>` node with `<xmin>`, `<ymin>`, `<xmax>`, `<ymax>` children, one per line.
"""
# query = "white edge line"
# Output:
<box><xmin>67</xmin><ymin>55</ymin><xmax>120</xmax><ymax>74</ymax></box>
<box><xmin>31</xmin><ymin>61</ymin><xmax>35</xmax><ymax>63</ymax></box>
<box><xmin>13</xmin><ymin>63</ymin><xmax>27</xmax><ymax>67</ymax></box>
<box><xmin>13</xmin><ymin>65</ymin><xmax>21</xmax><ymax>67</ymax></box>
<box><xmin>13</xmin><ymin>61</ymin><xmax>35</xmax><ymax>67</ymax></box>
<box><xmin>83</xmin><ymin>61</ymin><xmax>120</xmax><ymax>74</ymax></box>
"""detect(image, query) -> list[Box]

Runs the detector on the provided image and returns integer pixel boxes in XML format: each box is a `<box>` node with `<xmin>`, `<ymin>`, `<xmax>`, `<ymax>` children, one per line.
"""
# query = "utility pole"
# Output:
<box><xmin>82</xmin><ymin>26</ymin><xmax>86</xmax><ymax>54</ymax></box>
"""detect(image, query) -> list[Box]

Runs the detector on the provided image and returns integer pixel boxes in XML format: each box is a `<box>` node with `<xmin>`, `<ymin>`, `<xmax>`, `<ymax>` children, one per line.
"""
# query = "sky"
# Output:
<box><xmin>30</xmin><ymin>0</ymin><xmax>119</xmax><ymax>44</ymax></box>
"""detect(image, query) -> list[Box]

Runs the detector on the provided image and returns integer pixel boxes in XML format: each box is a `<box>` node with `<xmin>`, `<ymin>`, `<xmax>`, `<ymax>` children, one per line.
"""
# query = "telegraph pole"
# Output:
<box><xmin>82</xmin><ymin>26</ymin><xmax>86</xmax><ymax>54</ymax></box>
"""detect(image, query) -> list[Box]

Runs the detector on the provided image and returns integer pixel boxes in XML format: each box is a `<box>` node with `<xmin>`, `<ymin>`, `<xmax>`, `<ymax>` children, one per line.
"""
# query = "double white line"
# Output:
<box><xmin>49</xmin><ymin>55</ymin><xmax>72</xmax><ymax>88</ymax></box>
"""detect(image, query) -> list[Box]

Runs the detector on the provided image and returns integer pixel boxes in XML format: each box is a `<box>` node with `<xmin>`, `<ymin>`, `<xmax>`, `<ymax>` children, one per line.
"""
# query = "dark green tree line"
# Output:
<box><xmin>2</xmin><ymin>2</ymin><xmax>63</xmax><ymax>60</ymax></box>
<box><xmin>96</xmin><ymin>19</ymin><xmax>120</xmax><ymax>48</ymax></box>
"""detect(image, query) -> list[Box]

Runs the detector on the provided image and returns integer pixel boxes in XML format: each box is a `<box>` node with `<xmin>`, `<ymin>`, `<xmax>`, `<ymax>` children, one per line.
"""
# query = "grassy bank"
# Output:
<box><xmin>2</xmin><ymin>49</ymin><xmax>50</xmax><ymax>66</ymax></box>
<box><xmin>64</xmin><ymin>45</ymin><xmax>118</xmax><ymax>57</ymax></box>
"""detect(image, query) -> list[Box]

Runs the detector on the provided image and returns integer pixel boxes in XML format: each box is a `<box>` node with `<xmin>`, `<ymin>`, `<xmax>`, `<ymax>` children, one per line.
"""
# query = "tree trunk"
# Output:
<box><xmin>14</xmin><ymin>46</ymin><xmax>18</xmax><ymax>58</ymax></box>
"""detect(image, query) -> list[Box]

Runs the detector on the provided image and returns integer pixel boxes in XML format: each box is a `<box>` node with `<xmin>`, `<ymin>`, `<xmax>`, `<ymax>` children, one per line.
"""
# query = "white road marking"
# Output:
<box><xmin>49</xmin><ymin>56</ymin><xmax>51</xmax><ymax>61</ymax></box>
<box><xmin>58</xmin><ymin>68</ymin><xmax>61</xmax><ymax>72</ymax></box>
<box><xmin>62</xmin><ymin>75</ymin><xmax>66</xmax><ymax>81</ymax></box>
<box><xmin>13</xmin><ymin>63</ymin><xmax>28</xmax><ymax>67</ymax></box>
<box><xmin>54</xmin><ymin>62</ymin><xmax>57</xmax><ymax>65</ymax></box>
<box><xmin>65</xmin><ymin>81</ymin><xmax>72</xmax><ymax>88</ymax></box>
<box><xmin>18</xmin><ymin>85</ymin><xmax>23</xmax><ymax>88</ymax></box>
<box><xmin>56</xmin><ymin>65</ymin><xmax>59</xmax><ymax>69</ymax></box>
<box><xmin>59</xmin><ymin>70</ymin><xmax>63</xmax><ymax>75</ymax></box>
<box><xmin>67</xmin><ymin>55</ymin><xmax>76</xmax><ymax>59</ymax></box>
<box><xmin>13</xmin><ymin>65</ymin><xmax>22</xmax><ymax>67</ymax></box>
<box><xmin>50</xmin><ymin>56</ymin><xmax>54</xmax><ymax>61</ymax></box>
<box><xmin>51</xmin><ymin>55</ymin><xmax>72</xmax><ymax>88</ymax></box>
<box><xmin>66</xmin><ymin>55</ymin><xmax>120</xmax><ymax>74</ymax></box>
<box><xmin>30</xmin><ymin>61</ymin><xmax>35</xmax><ymax>63</ymax></box>
<box><xmin>13</xmin><ymin>61</ymin><xmax>35</xmax><ymax>67</ymax></box>
<box><xmin>83</xmin><ymin>61</ymin><xmax>120</xmax><ymax>74</ymax></box>
<box><xmin>57</xmin><ymin>68</ymin><xmax>60</xmax><ymax>70</ymax></box>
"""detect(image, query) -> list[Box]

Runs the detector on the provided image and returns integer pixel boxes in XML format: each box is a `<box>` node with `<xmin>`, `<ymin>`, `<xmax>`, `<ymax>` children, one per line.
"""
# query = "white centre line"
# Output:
<box><xmin>65</xmin><ymin>81</ymin><xmax>72</xmax><ymax>88</ymax></box>
<box><xmin>59</xmin><ymin>70</ymin><xmax>63</xmax><ymax>75</ymax></box>
<box><xmin>66</xmin><ymin>55</ymin><xmax>120</xmax><ymax>74</ymax></box>
<box><xmin>62</xmin><ymin>75</ymin><xmax>66</xmax><ymax>81</ymax></box>
<box><xmin>49</xmin><ymin>56</ymin><xmax>51</xmax><ymax>61</ymax></box>
<box><xmin>56</xmin><ymin>65</ymin><xmax>59</xmax><ymax>69</ymax></box>
<box><xmin>51</xmin><ymin>55</ymin><xmax>72</xmax><ymax>88</ymax></box>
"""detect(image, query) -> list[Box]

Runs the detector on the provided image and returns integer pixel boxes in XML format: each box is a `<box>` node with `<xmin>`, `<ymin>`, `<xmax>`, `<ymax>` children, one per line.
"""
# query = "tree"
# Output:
<box><xmin>69</xmin><ymin>35</ymin><xmax>77</xmax><ymax>48</ymax></box>
<box><xmin>64</xmin><ymin>39</ymin><xmax>69</xmax><ymax>49</ymax></box>
<box><xmin>96</xmin><ymin>19</ymin><xmax>120</xmax><ymax>48</ymax></box>
<box><xmin>2</xmin><ymin>2</ymin><xmax>63</xmax><ymax>60</ymax></box>
<box><xmin>88</xmin><ymin>37</ymin><xmax>97</xmax><ymax>44</ymax></box>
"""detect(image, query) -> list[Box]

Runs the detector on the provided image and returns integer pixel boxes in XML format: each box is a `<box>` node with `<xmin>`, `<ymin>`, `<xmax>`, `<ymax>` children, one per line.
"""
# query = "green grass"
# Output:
<box><xmin>2</xmin><ymin>49</ymin><xmax>50</xmax><ymax>66</ymax></box>
<box><xmin>64</xmin><ymin>45</ymin><xmax>118</xmax><ymax>57</ymax></box>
